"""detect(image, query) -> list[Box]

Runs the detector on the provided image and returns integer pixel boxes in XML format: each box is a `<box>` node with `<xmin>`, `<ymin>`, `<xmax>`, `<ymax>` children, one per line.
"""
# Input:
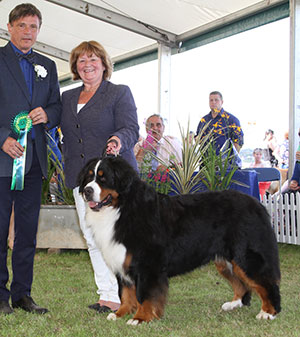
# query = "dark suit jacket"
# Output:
<box><xmin>0</xmin><ymin>42</ymin><xmax>61</xmax><ymax>178</ymax></box>
<box><xmin>61</xmin><ymin>80</ymin><xmax>139</xmax><ymax>189</ymax></box>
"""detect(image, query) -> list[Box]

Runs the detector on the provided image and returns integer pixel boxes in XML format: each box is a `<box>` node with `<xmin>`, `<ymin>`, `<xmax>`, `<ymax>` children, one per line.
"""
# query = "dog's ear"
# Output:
<box><xmin>77</xmin><ymin>158</ymin><xmax>99</xmax><ymax>193</ymax></box>
<box><xmin>111</xmin><ymin>157</ymin><xmax>137</xmax><ymax>194</ymax></box>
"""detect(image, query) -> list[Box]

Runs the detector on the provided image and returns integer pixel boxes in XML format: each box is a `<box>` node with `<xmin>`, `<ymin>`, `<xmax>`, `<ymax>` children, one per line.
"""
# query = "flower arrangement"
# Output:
<box><xmin>34</xmin><ymin>64</ymin><xmax>47</xmax><ymax>81</ymax></box>
<box><xmin>139</xmin><ymin>151</ymin><xmax>171</xmax><ymax>194</ymax></box>
<box><xmin>144</xmin><ymin>121</ymin><xmax>242</xmax><ymax>195</ymax></box>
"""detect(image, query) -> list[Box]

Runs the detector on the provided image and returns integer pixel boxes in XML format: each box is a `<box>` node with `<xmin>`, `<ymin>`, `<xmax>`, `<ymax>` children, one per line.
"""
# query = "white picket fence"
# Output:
<box><xmin>261</xmin><ymin>192</ymin><xmax>300</xmax><ymax>245</ymax></box>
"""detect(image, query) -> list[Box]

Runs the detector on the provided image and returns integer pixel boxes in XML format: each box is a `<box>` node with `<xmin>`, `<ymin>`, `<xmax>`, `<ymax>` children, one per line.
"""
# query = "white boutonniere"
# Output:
<box><xmin>33</xmin><ymin>64</ymin><xmax>48</xmax><ymax>81</ymax></box>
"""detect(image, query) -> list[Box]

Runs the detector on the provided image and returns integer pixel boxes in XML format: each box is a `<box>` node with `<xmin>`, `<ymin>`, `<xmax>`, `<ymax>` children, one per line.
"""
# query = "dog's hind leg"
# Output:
<box><xmin>231</xmin><ymin>262</ymin><xmax>281</xmax><ymax>320</ymax></box>
<box><xmin>107</xmin><ymin>285</ymin><xmax>138</xmax><ymax>321</ymax></box>
<box><xmin>215</xmin><ymin>260</ymin><xmax>251</xmax><ymax>311</ymax></box>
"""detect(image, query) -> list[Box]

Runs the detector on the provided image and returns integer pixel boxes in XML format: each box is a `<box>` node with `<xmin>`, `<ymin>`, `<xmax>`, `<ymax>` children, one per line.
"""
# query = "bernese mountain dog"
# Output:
<box><xmin>78</xmin><ymin>155</ymin><xmax>281</xmax><ymax>325</ymax></box>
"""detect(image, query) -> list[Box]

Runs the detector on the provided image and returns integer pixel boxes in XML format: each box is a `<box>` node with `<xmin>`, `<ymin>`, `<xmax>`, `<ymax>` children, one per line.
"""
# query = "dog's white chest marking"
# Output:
<box><xmin>85</xmin><ymin>206</ymin><xmax>130</xmax><ymax>282</ymax></box>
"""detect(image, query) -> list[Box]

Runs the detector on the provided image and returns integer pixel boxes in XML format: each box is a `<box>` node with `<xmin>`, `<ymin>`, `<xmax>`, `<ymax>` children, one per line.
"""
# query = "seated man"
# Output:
<box><xmin>135</xmin><ymin>114</ymin><xmax>182</xmax><ymax>170</ymax></box>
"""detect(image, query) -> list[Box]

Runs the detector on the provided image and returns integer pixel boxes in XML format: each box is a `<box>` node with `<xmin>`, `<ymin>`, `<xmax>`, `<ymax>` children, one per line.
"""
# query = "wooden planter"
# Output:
<box><xmin>37</xmin><ymin>205</ymin><xmax>87</xmax><ymax>249</ymax></box>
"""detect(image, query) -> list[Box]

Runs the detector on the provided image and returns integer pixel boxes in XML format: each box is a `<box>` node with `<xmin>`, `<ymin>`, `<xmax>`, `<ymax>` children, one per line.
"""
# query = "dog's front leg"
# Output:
<box><xmin>127</xmin><ymin>273</ymin><xmax>169</xmax><ymax>325</ymax></box>
<box><xmin>107</xmin><ymin>284</ymin><xmax>138</xmax><ymax>321</ymax></box>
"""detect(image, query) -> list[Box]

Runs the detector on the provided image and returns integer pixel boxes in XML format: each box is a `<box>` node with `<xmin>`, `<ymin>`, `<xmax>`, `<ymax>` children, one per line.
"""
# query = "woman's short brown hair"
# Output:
<box><xmin>70</xmin><ymin>41</ymin><xmax>113</xmax><ymax>81</ymax></box>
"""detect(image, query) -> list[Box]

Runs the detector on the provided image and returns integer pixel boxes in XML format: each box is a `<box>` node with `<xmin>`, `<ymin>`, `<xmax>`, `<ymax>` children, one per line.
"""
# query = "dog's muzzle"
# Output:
<box><xmin>83</xmin><ymin>186</ymin><xmax>112</xmax><ymax>211</ymax></box>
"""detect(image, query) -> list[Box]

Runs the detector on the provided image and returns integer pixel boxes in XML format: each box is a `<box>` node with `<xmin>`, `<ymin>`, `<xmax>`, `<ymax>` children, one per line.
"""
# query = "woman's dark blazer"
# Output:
<box><xmin>61</xmin><ymin>80</ymin><xmax>139</xmax><ymax>189</ymax></box>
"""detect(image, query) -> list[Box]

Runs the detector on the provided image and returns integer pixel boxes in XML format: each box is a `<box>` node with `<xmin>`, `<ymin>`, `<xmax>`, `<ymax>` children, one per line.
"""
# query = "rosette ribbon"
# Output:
<box><xmin>11</xmin><ymin>112</ymin><xmax>32</xmax><ymax>191</ymax></box>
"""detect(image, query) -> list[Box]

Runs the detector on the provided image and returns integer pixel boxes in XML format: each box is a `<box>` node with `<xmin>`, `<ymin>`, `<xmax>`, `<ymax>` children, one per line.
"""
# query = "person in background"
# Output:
<box><xmin>135</xmin><ymin>114</ymin><xmax>182</xmax><ymax>170</ymax></box>
<box><xmin>0</xmin><ymin>3</ymin><xmax>61</xmax><ymax>315</ymax></box>
<box><xmin>195</xmin><ymin>91</ymin><xmax>244</xmax><ymax>153</ymax></box>
<box><xmin>263</xmin><ymin>129</ymin><xmax>280</xmax><ymax>167</ymax></box>
<box><xmin>60</xmin><ymin>40</ymin><xmax>139</xmax><ymax>313</ymax></box>
<box><xmin>249</xmin><ymin>148</ymin><xmax>271</xmax><ymax>168</ymax></box>
<box><xmin>285</xmin><ymin>130</ymin><xmax>300</xmax><ymax>193</ymax></box>
<box><xmin>248</xmin><ymin>148</ymin><xmax>271</xmax><ymax>199</ymax></box>
<box><xmin>279</xmin><ymin>131</ymin><xmax>289</xmax><ymax>169</ymax></box>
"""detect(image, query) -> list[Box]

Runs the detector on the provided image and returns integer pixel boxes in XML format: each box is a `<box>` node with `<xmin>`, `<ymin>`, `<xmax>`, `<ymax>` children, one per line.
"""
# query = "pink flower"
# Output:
<box><xmin>161</xmin><ymin>173</ymin><xmax>167</xmax><ymax>182</ymax></box>
<box><xmin>154</xmin><ymin>173</ymin><xmax>161</xmax><ymax>182</ymax></box>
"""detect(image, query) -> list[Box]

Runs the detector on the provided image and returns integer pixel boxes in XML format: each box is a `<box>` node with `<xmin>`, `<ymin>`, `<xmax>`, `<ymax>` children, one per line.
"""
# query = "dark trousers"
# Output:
<box><xmin>0</xmin><ymin>145</ymin><xmax>42</xmax><ymax>303</ymax></box>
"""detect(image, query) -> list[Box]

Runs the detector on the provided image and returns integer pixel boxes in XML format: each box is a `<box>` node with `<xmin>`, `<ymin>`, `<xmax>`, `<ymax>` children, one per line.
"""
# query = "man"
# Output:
<box><xmin>136</xmin><ymin>114</ymin><xmax>182</xmax><ymax>170</ymax></box>
<box><xmin>0</xmin><ymin>4</ymin><xmax>61</xmax><ymax>315</ymax></box>
<box><xmin>196</xmin><ymin>91</ymin><xmax>244</xmax><ymax>153</ymax></box>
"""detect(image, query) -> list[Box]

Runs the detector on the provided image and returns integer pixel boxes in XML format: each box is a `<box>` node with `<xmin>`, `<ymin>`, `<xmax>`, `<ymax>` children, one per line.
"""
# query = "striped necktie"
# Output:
<box><xmin>15</xmin><ymin>52</ymin><xmax>35</xmax><ymax>64</ymax></box>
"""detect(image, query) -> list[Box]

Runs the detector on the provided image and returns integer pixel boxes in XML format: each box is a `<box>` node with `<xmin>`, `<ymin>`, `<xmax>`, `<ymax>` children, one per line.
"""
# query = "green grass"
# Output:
<box><xmin>1</xmin><ymin>244</ymin><xmax>300</xmax><ymax>337</ymax></box>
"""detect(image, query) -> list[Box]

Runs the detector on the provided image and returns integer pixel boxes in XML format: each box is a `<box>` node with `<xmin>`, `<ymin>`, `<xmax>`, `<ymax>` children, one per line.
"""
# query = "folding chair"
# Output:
<box><xmin>251</xmin><ymin>167</ymin><xmax>282</xmax><ymax>194</ymax></box>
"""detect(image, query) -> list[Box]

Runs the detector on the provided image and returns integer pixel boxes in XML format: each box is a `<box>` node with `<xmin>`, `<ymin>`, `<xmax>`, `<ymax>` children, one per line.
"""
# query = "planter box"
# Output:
<box><xmin>37</xmin><ymin>205</ymin><xmax>87</xmax><ymax>249</ymax></box>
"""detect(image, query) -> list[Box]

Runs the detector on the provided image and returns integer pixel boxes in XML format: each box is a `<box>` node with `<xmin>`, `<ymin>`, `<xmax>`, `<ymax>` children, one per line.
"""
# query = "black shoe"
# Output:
<box><xmin>12</xmin><ymin>295</ymin><xmax>48</xmax><ymax>314</ymax></box>
<box><xmin>88</xmin><ymin>302</ymin><xmax>114</xmax><ymax>313</ymax></box>
<box><xmin>0</xmin><ymin>300</ymin><xmax>13</xmax><ymax>315</ymax></box>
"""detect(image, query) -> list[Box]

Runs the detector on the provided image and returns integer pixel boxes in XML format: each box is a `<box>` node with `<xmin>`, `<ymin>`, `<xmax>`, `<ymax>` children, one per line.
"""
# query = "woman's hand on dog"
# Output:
<box><xmin>106</xmin><ymin>136</ymin><xmax>121</xmax><ymax>155</ymax></box>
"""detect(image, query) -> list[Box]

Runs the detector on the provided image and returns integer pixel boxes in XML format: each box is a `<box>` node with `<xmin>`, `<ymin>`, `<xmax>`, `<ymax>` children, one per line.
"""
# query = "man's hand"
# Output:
<box><xmin>28</xmin><ymin>107</ymin><xmax>48</xmax><ymax>125</ymax></box>
<box><xmin>290</xmin><ymin>180</ymin><xmax>300</xmax><ymax>191</ymax></box>
<box><xmin>1</xmin><ymin>137</ymin><xmax>24</xmax><ymax>159</ymax></box>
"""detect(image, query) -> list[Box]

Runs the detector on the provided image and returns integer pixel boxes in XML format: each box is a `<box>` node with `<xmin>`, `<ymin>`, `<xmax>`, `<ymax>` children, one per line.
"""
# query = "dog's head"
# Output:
<box><xmin>77</xmin><ymin>156</ymin><xmax>137</xmax><ymax>211</ymax></box>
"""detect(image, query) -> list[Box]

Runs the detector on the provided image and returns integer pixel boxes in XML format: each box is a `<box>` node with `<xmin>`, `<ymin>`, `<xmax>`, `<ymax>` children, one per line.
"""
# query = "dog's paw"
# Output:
<box><xmin>127</xmin><ymin>318</ymin><xmax>140</xmax><ymax>325</ymax></box>
<box><xmin>107</xmin><ymin>312</ymin><xmax>117</xmax><ymax>321</ymax></box>
<box><xmin>222</xmin><ymin>299</ymin><xmax>243</xmax><ymax>311</ymax></box>
<box><xmin>256</xmin><ymin>310</ymin><xmax>276</xmax><ymax>320</ymax></box>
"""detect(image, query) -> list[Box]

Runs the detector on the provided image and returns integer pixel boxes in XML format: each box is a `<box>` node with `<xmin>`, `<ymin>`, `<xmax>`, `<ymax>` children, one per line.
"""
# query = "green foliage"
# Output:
<box><xmin>201</xmin><ymin>142</ymin><xmax>238</xmax><ymax>191</ymax></box>
<box><xmin>41</xmin><ymin>149</ymin><xmax>56</xmax><ymax>204</ymax></box>
<box><xmin>149</xmin><ymin>121</ymin><xmax>240</xmax><ymax>194</ymax></box>
<box><xmin>139</xmin><ymin>152</ymin><xmax>171</xmax><ymax>195</ymax></box>
<box><xmin>1</xmin><ymin>244</ymin><xmax>299</xmax><ymax>336</ymax></box>
<box><xmin>41</xmin><ymin>132</ymin><xmax>74</xmax><ymax>205</ymax></box>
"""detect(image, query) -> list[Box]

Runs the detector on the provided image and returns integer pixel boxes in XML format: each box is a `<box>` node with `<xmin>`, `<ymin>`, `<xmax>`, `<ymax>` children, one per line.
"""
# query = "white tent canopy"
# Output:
<box><xmin>0</xmin><ymin>0</ymin><xmax>287</xmax><ymax>78</ymax></box>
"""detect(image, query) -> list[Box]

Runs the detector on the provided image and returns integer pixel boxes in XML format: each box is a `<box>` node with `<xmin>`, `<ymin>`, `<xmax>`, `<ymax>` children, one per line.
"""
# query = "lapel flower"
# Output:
<box><xmin>33</xmin><ymin>64</ymin><xmax>48</xmax><ymax>81</ymax></box>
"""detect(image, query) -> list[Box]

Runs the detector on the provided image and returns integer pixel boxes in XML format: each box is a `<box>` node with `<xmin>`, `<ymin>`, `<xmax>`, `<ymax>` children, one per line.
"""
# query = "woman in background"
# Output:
<box><xmin>60</xmin><ymin>41</ymin><xmax>139</xmax><ymax>312</ymax></box>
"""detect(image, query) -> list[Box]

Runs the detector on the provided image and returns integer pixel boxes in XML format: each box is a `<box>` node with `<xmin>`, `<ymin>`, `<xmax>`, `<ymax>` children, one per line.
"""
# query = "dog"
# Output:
<box><xmin>78</xmin><ymin>156</ymin><xmax>281</xmax><ymax>325</ymax></box>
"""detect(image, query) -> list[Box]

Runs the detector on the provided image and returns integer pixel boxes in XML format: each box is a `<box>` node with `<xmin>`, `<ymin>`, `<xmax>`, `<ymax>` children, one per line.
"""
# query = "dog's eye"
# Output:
<box><xmin>88</xmin><ymin>170</ymin><xmax>94</xmax><ymax>176</ymax></box>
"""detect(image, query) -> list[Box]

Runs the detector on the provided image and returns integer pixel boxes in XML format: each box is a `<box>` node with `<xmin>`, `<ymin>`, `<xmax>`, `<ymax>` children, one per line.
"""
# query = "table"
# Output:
<box><xmin>143</xmin><ymin>169</ymin><xmax>260</xmax><ymax>200</ymax></box>
<box><xmin>229</xmin><ymin>169</ymin><xmax>260</xmax><ymax>200</ymax></box>
<box><xmin>167</xmin><ymin>169</ymin><xmax>260</xmax><ymax>200</ymax></box>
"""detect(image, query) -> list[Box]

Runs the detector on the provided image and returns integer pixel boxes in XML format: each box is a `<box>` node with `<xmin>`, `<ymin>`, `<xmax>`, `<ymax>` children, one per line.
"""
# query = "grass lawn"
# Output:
<box><xmin>1</xmin><ymin>243</ymin><xmax>300</xmax><ymax>337</ymax></box>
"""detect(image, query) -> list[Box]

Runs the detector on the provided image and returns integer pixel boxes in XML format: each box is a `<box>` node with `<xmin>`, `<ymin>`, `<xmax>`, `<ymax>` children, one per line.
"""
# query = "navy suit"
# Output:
<box><xmin>0</xmin><ymin>43</ymin><xmax>61</xmax><ymax>303</ymax></box>
<box><xmin>61</xmin><ymin>80</ymin><xmax>139</xmax><ymax>189</ymax></box>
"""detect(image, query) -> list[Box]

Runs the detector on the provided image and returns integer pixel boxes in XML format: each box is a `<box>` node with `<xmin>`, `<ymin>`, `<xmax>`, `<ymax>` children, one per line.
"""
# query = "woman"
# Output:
<box><xmin>60</xmin><ymin>41</ymin><xmax>139</xmax><ymax>313</ymax></box>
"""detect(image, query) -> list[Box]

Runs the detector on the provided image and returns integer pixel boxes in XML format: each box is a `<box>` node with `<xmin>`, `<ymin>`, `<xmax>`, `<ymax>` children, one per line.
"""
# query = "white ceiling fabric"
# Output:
<box><xmin>0</xmin><ymin>0</ymin><xmax>284</xmax><ymax>78</ymax></box>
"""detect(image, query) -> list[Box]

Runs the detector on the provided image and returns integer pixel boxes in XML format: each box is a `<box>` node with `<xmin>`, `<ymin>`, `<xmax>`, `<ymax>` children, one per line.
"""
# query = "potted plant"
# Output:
<box><xmin>142</xmin><ymin>121</ymin><xmax>241</xmax><ymax>195</ymax></box>
<box><xmin>37</xmin><ymin>132</ymin><xmax>86</xmax><ymax>249</ymax></box>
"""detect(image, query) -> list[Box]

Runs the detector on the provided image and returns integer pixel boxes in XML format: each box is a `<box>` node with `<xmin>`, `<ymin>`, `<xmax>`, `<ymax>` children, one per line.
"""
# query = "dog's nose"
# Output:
<box><xmin>84</xmin><ymin>186</ymin><xmax>94</xmax><ymax>200</ymax></box>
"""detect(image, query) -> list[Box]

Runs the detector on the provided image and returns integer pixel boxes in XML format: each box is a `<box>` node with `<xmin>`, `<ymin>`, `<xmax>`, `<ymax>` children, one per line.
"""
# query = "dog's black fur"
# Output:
<box><xmin>78</xmin><ymin>156</ymin><xmax>281</xmax><ymax>324</ymax></box>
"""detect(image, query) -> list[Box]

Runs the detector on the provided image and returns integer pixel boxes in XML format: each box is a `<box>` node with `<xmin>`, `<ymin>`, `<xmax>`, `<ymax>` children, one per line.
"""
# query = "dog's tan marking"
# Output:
<box><xmin>123</xmin><ymin>253</ymin><xmax>132</xmax><ymax>272</ymax></box>
<box><xmin>100</xmin><ymin>188</ymin><xmax>119</xmax><ymax>207</ymax></box>
<box><xmin>88</xmin><ymin>169</ymin><xmax>93</xmax><ymax>175</ymax></box>
<box><xmin>98</xmin><ymin>170</ymin><xmax>104</xmax><ymax>177</ymax></box>
<box><xmin>131</xmin><ymin>283</ymin><xmax>168</xmax><ymax>324</ymax></box>
<box><xmin>115</xmin><ymin>285</ymin><xmax>138</xmax><ymax>318</ymax></box>
<box><xmin>232</xmin><ymin>262</ymin><xmax>278</xmax><ymax>316</ymax></box>
<box><xmin>215</xmin><ymin>261</ymin><xmax>249</xmax><ymax>301</ymax></box>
